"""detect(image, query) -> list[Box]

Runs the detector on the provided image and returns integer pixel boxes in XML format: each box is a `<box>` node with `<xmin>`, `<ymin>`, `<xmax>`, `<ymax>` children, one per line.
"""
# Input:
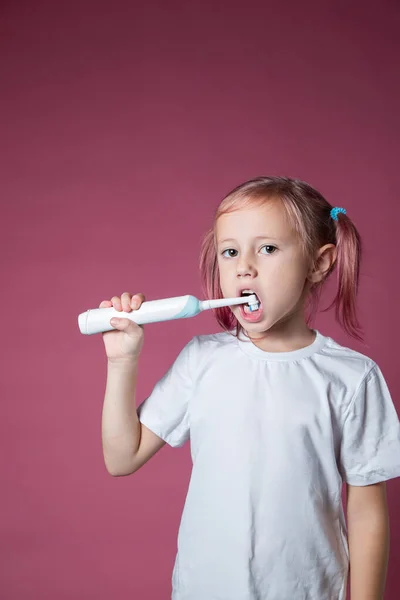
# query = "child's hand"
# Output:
<box><xmin>99</xmin><ymin>292</ymin><xmax>145</xmax><ymax>362</ymax></box>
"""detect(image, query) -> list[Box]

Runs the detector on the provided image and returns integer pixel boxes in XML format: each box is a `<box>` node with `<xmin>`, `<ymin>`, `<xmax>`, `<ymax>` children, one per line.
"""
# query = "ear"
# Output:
<box><xmin>307</xmin><ymin>244</ymin><xmax>337</xmax><ymax>284</ymax></box>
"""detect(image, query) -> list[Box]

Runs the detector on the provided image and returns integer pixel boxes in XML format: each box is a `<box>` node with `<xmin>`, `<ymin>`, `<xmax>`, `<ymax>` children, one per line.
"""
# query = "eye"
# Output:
<box><xmin>260</xmin><ymin>245</ymin><xmax>277</xmax><ymax>255</ymax></box>
<box><xmin>221</xmin><ymin>245</ymin><xmax>277</xmax><ymax>258</ymax></box>
<box><xmin>221</xmin><ymin>248</ymin><xmax>238</xmax><ymax>258</ymax></box>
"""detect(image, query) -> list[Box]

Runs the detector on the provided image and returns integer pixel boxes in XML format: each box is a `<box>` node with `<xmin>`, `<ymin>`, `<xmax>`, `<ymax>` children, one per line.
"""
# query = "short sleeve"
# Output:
<box><xmin>340</xmin><ymin>363</ymin><xmax>400</xmax><ymax>485</ymax></box>
<box><xmin>136</xmin><ymin>336</ymin><xmax>197</xmax><ymax>448</ymax></box>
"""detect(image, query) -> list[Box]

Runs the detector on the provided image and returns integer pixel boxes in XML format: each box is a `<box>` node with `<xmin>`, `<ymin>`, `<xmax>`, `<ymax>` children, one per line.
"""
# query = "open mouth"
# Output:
<box><xmin>240</xmin><ymin>290</ymin><xmax>261</xmax><ymax>314</ymax></box>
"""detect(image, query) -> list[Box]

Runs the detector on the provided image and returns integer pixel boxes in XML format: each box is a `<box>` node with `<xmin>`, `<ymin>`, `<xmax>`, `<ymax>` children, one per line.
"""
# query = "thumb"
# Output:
<box><xmin>110</xmin><ymin>317</ymin><xmax>132</xmax><ymax>330</ymax></box>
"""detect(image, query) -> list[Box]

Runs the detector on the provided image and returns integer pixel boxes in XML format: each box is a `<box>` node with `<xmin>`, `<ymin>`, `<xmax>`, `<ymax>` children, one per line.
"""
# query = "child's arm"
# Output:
<box><xmin>99</xmin><ymin>292</ymin><xmax>167</xmax><ymax>476</ymax></box>
<box><xmin>346</xmin><ymin>481</ymin><xmax>390</xmax><ymax>600</ymax></box>
<box><xmin>102</xmin><ymin>358</ymin><xmax>166</xmax><ymax>477</ymax></box>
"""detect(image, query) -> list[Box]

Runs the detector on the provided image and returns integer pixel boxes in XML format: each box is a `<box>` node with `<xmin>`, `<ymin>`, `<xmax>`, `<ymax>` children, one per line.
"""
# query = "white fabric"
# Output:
<box><xmin>137</xmin><ymin>329</ymin><xmax>400</xmax><ymax>600</ymax></box>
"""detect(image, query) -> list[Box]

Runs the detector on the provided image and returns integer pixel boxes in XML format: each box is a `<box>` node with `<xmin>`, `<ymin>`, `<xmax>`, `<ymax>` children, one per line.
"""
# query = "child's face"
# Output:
<box><xmin>216</xmin><ymin>200</ymin><xmax>313</xmax><ymax>337</ymax></box>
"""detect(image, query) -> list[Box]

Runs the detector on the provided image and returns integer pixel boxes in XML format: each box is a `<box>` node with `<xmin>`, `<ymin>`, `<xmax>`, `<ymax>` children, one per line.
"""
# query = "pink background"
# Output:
<box><xmin>1</xmin><ymin>1</ymin><xmax>399</xmax><ymax>598</ymax></box>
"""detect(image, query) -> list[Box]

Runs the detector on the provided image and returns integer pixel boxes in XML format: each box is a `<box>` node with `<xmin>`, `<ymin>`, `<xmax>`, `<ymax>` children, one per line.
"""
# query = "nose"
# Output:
<box><xmin>236</xmin><ymin>254</ymin><xmax>257</xmax><ymax>278</ymax></box>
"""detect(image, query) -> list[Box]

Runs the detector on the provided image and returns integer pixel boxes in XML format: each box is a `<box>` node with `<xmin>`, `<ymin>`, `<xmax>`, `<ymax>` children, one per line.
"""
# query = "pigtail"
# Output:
<box><xmin>320</xmin><ymin>212</ymin><xmax>364</xmax><ymax>342</ymax></box>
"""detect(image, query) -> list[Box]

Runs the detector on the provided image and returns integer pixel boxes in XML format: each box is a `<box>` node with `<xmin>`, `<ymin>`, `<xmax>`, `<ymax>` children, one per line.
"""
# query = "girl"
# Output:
<box><xmin>100</xmin><ymin>176</ymin><xmax>400</xmax><ymax>600</ymax></box>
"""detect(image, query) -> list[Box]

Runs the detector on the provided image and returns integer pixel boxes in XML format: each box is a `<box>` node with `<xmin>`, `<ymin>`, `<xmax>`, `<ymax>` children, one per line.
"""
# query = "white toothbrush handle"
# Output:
<box><xmin>78</xmin><ymin>295</ymin><xmax>193</xmax><ymax>335</ymax></box>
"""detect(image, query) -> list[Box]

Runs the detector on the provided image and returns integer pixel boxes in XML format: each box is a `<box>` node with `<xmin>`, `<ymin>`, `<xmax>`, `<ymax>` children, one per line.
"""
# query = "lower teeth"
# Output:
<box><xmin>244</xmin><ymin>303</ymin><xmax>260</xmax><ymax>314</ymax></box>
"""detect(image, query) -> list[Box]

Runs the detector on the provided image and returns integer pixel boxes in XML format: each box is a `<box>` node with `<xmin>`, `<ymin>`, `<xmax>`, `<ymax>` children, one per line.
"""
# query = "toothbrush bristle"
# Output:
<box><xmin>246</xmin><ymin>294</ymin><xmax>260</xmax><ymax>312</ymax></box>
<box><xmin>247</xmin><ymin>295</ymin><xmax>258</xmax><ymax>304</ymax></box>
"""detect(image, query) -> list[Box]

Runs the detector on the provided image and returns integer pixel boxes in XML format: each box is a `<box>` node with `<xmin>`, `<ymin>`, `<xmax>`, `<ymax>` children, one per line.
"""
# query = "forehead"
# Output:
<box><xmin>216</xmin><ymin>202</ymin><xmax>292</xmax><ymax>242</ymax></box>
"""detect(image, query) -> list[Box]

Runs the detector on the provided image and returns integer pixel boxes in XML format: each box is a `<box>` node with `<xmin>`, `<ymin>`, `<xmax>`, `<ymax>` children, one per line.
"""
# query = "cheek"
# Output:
<box><xmin>272</xmin><ymin>265</ymin><xmax>309</xmax><ymax>295</ymax></box>
<box><xmin>217</xmin><ymin>262</ymin><xmax>230</xmax><ymax>288</ymax></box>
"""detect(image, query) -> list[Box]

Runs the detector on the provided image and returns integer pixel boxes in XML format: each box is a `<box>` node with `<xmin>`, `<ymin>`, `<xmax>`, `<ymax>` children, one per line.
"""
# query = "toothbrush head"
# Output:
<box><xmin>246</xmin><ymin>294</ymin><xmax>260</xmax><ymax>312</ymax></box>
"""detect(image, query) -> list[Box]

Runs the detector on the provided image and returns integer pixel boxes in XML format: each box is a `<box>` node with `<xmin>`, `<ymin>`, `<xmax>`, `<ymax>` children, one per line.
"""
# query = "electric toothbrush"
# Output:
<box><xmin>78</xmin><ymin>294</ymin><xmax>259</xmax><ymax>335</ymax></box>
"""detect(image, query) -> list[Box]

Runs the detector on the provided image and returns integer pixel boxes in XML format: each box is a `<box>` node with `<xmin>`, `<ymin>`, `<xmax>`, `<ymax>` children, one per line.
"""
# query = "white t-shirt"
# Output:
<box><xmin>137</xmin><ymin>329</ymin><xmax>400</xmax><ymax>600</ymax></box>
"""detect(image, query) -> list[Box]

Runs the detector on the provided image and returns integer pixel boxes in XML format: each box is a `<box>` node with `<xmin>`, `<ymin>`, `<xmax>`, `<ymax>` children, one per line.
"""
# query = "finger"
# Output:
<box><xmin>111</xmin><ymin>296</ymin><xmax>122</xmax><ymax>311</ymax></box>
<box><xmin>131</xmin><ymin>292</ymin><xmax>146</xmax><ymax>309</ymax></box>
<box><xmin>110</xmin><ymin>317</ymin><xmax>137</xmax><ymax>331</ymax></box>
<box><xmin>99</xmin><ymin>300</ymin><xmax>113</xmax><ymax>308</ymax></box>
<box><xmin>121</xmin><ymin>292</ymin><xmax>133</xmax><ymax>312</ymax></box>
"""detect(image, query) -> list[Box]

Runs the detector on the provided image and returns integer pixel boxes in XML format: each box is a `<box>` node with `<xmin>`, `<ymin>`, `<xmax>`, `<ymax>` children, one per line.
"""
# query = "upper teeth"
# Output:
<box><xmin>241</xmin><ymin>290</ymin><xmax>259</xmax><ymax>306</ymax></box>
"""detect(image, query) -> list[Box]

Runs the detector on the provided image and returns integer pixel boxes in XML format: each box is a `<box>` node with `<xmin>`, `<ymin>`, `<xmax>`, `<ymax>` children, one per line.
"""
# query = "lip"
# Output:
<box><xmin>239</xmin><ymin>302</ymin><xmax>264</xmax><ymax>322</ymax></box>
<box><xmin>236</xmin><ymin>284</ymin><xmax>260</xmax><ymax>296</ymax></box>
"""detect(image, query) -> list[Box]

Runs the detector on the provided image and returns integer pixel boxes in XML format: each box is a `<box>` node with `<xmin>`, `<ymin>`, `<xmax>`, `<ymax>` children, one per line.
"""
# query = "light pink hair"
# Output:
<box><xmin>199</xmin><ymin>176</ymin><xmax>364</xmax><ymax>343</ymax></box>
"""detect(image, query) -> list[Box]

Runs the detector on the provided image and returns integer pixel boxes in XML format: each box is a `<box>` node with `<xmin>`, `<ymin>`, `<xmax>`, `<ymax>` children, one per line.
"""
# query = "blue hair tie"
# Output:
<box><xmin>330</xmin><ymin>207</ymin><xmax>347</xmax><ymax>221</ymax></box>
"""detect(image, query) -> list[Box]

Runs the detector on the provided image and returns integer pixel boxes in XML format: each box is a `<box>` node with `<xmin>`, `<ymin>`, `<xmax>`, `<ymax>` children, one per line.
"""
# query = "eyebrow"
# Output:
<box><xmin>217</xmin><ymin>235</ymin><xmax>281</xmax><ymax>245</ymax></box>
